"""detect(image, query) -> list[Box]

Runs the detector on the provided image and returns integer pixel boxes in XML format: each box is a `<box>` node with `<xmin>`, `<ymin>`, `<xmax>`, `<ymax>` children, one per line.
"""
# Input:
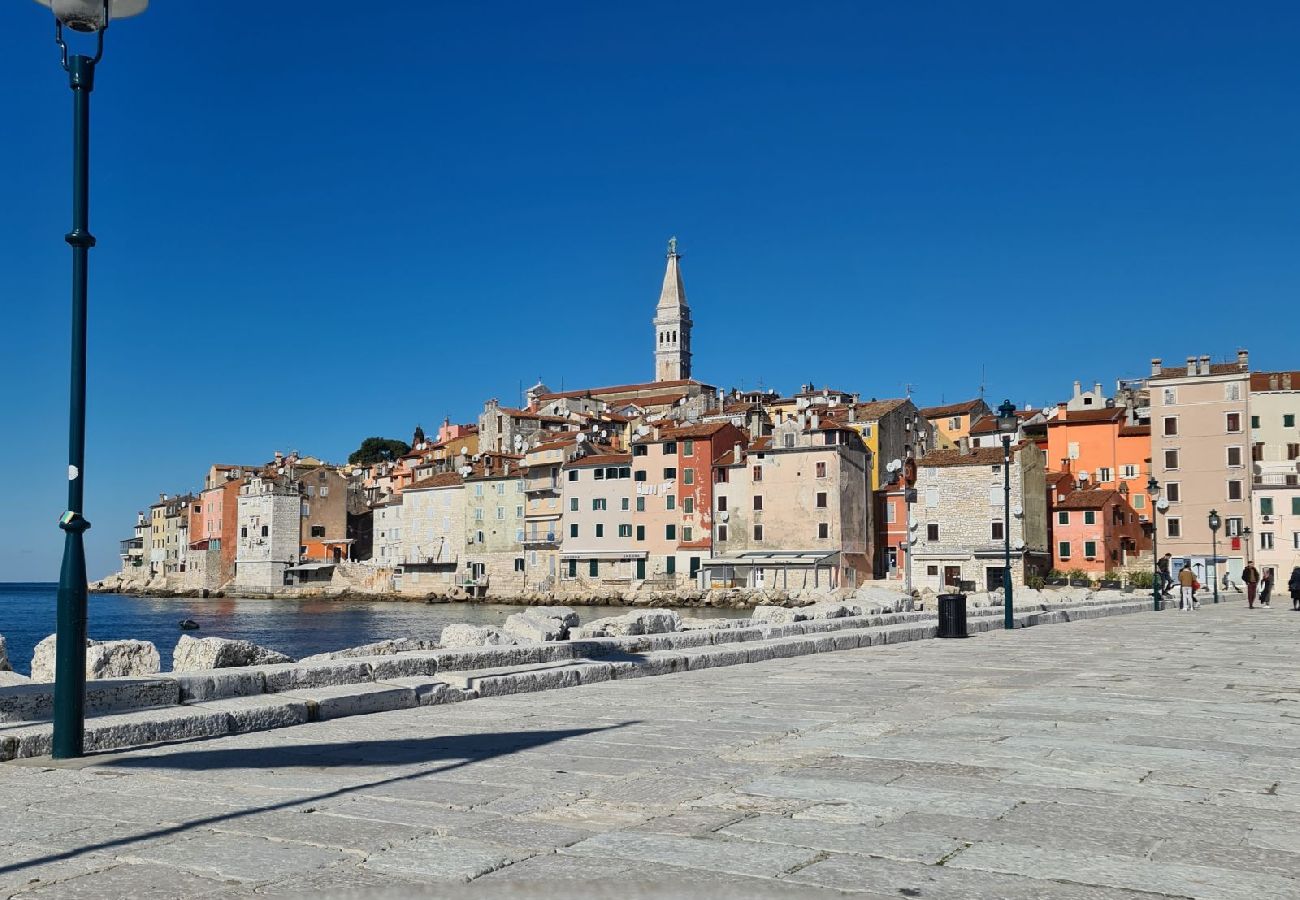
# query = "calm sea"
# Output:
<box><xmin>0</xmin><ymin>583</ymin><xmax>733</xmax><ymax>676</ymax></box>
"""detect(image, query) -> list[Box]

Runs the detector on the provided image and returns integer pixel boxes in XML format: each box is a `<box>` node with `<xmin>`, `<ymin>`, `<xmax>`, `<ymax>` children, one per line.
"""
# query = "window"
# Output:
<box><xmin>714</xmin><ymin>468</ymin><xmax>729</xmax><ymax>484</ymax></box>
<box><xmin>614</xmin><ymin>524</ymin><xmax>630</xmax><ymax>539</ymax></box>
<box><xmin>683</xmin><ymin>439</ymin><xmax>694</xmax><ymax>457</ymax></box>
<box><xmin>1121</xmin><ymin>464</ymin><xmax>1138</xmax><ymax>479</ymax></box>
<box><xmin>1261</xmin><ymin>497</ymin><xmax>1274</xmax><ymax>516</ymax></box>
<box><xmin>1293</xmin><ymin>532</ymin><xmax>1300</xmax><ymax>550</ymax></box>
<box><xmin>495</xmin><ymin>507</ymin><xmax>505</xmax><ymax>520</ymax></box>
<box><xmin>1261</xmin><ymin>532</ymin><xmax>1275</xmax><ymax>551</ymax></box>
<box><xmin>991</xmin><ymin>521</ymin><xmax>1004</xmax><ymax>540</ymax></box>
<box><xmin>663</xmin><ymin>441</ymin><xmax>677</xmax><ymax>455</ymax></box>
<box><xmin>514</xmin><ymin>557</ymin><xmax>525</xmax><ymax>572</ymax></box>
<box><xmin>1164</xmin><ymin>449</ymin><xmax>1179</xmax><ymax>470</ymax></box>
<box><xmin>570</xmin><ymin>498</ymin><xmax>578</xmax><ymax>511</ymax></box>
<box><xmin>666</xmin><ymin>495</ymin><xmax>676</xmax><ymax>511</ymax></box>
<box><xmin>1293</xmin><ymin>497</ymin><xmax>1300</xmax><ymax>516</ymax></box>
<box><xmin>1084</xmin><ymin>511</ymin><xmax>1096</xmax><ymax>525</ymax></box>
<box><xmin>717</xmin><ymin>524</ymin><xmax>728</xmax><ymax>542</ymax></box>
<box><xmin>1166</xmin><ymin>482</ymin><xmax>1181</xmax><ymax>503</ymax></box>
<box><xmin>1084</xmin><ymin>540</ymin><xmax>1098</xmax><ymax>558</ymax></box>
<box><xmin>635</xmin><ymin>470</ymin><xmax>647</xmax><ymax>482</ymax></box>
<box><xmin>1287</xmin><ymin>414</ymin><xmax>1297</xmax><ymax>428</ymax></box>
<box><xmin>717</xmin><ymin>496</ymin><xmax>728</xmax><ymax>512</ymax></box>
<box><xmin>818</xmin><ymin>522</ymin><xmax>829</xmax><ymax>539</ymax></box>
<box><xmin>516</xmin><ymin>505</ymin><xmax>523</xmax><ymax>517</ymax></box>
<box><xmin>636</xmin><ymin>525</ymin><xmax>645</xmax><ymax>541</ymax></box>
<box><xmin>683</xmin><ymin>497</ymin><xmax>694</xmax><ymax>514</ymax></box>
<box><xmin>566</xmin><ymin>559</ymin><xmax>577</xmax><ymax>578</ymax></box>
<box><xmin>663</xmin><ymin>467</ymin><xmax>677</xmax><ymax>480</ymax></box>
<box><xmin>1226</xmin><ymin>412</ymin><xmax>1242</xmax><ymax>433</ymax></box>
<box><xmin>683</xmin><ymin>526</ymin><xmax>693</xmax><ymax>542</ymax></box>
<box><xmin>1227</xmin><ymin>517</ymin><xmax>1243</xmax><ymax>536</ymax></box>
<box><xmin>1254</xmin><ymin>443</ymin><xmax>1265</xmax><ymax>462</ymax></box>
<box><xmin>753</xmin><ymin>524</ymin><xmax>764</xmax><ymax>541</ymax></box>
<box><xmin>1225</xmin><ymin>383</ymin><xmax>1242</xmax><ymax>401</ymax></box>
<box><xmin>948</xmin><ymin>417</ymin><xmax>961</xmax><ymax>431</ymax></box>
<box><xmin>633</xmin><ymin>445</ymin><xmax>648</xmax><ymax>457</ymax></box>
<box><xmin>1251</xmin><ymin>415</ymin><xmax>1261</xmax><ymax>429</ymax></box>
<box><xmin>1227</xmin><ymin>446</ymin><xmax>1243</xmax><ymax>468</ymax></box>
<box><xmin>665</xmin><ymin>556</ymin><xmax>676</xmax><ymax>575</ymax></box>
<box><xmin>1058</xmin><ymin>541</ymin><xmax>1071</xmax><ymax>560</ymax></box>
<box><xmin>1227</xmin><ymin>480</ymin><xmax>1243</xmax><ymax>501</ymax></box>
<box><xmin>1166</xmin><ymin>518</ymin><xmax>1181</xmax><ymax>538</ymax></box>
<box><xmin>683</xmin><ymin>469</ymin><xmax>694</xmax><ymax>485</ymax></box>
<box><xmin>592</xmin><ymin>498</ymin><xmax>607</xmax><ymax>511</ymax></box>
<box><xmin>1096</xmin><ymin>467</ymin><xmax>1112</xmax><ymax>484</ymax></box>
<box><xmin>816</xmin><ymin>492</ymin><xmax>828</xmax><ymax>509</ymax></box>
<box><xmin>752</xmin><ymin>465</ymin><xmax>763</xmax><ymax>482</ymax></box>
<box><xmin>927</xmin><ymin>523</ymin><xmax>940</xmax><ymax>541</ymax></box>
<box><xmin>260</xmin><ymin>525</ymin><xmax>269</xmax><ymax>538</ymax></box>
<box><xmin>240</xmin><ymin>526</ymin><xmax>248</xmax><ymax>538</ymax></box>
<box><xmin>665</xmin><ymin>524</ymin><xmax>676</xmax><ymax>540</ymax></box>
<box><xmin>594</xmin><ymin>469</ymin><xmax>604</xmax><ymax>481</ymax></box>
<box><xmin>310</xmin><ymin>525</ymin><xmax>326</xmax><ymax>538</ymax></box>
<box><xmin>475</xmin><ymin>484</ymin><xmax>484</xmax><ymax>495</ymax></box>
<box><xmin>301</xmin><ymin>503</ymin><xmax>310</xmax><ymax>517</ymax></box>
<box><xmin>815</xmin><ymin>462</ymin><xmax>827</xmax><ymax>478</ymax></box>
<box><xmin>783</xmin><ymin>432</ymin><xmax>796</xmax><ymax>449</ymax></box>
<box><xmin>606</xmin><ymin>468</ymin><xmax>620</xmax><ymax>480</ymax></box>
<box><xmin>1057</xmin><ymin>511</ymin><xmax>1069</xmax><ymax>525</ymax></box>
<box><xmin>636</xmin><ymin>497</ymin><xmax>646</xmax><ymax>512</ymax></box>
<box><xmin>594</xmin><ymin>524</ymin><xmax>604</xmax><ymax>538</ymax></box>
<box><xmin>753</xmin><ymin>495</ymin><xmax>763</xmax><ymax>511</ymax></box>
<box><xmin>927</xmin><ymin>565</ymin><xmax>939</xmax><ymax>577</ymax></box>
<box><xmin>1163</xmin><ymin>417</ymin><xmax>1178</xmax><ymax>437</ymax></box>
<box><xmin>474</xmin><ymin>508</ymin><xmax>484</xmax><ymax>521</ymax></box>
<box><xmin>589</xmin><ymin>559</ymin><xmax>599</xmax><ymax>577</ymax></box>
<box><xmin>1133</xmin><ymin>494</ymin><xmax>1146</xmax><ymax>510</ymax></box>
<box><xmin>569</xmin><ymin>523</ymin><xmax>579</xmax><ymax>538</ymax></box>
<box><xmin>621</xmin><ymin>498</ymin><xmax>630</xmax><ymax>511</ymax></box>
<box><xmin>1289</xmin><ymin>444</ymin><xmax>1300</xmax><ymax>461</ymax></box>
<box><xmin>567</xmin><ymin>470</ymin><xmax>578</xmax><ymax>481</ymax></box>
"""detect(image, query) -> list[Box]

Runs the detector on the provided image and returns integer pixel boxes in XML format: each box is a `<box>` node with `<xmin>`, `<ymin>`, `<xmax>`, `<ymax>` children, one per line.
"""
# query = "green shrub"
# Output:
<box><xmin>1129</xmin><ymin>570</ymin><xmax>1155</xmax><ymax>589</ymax></box>
<box><xmin>1026</xmin><ymin>575</ymin><xmax>1046</xmax><ymax>590</ymax></box>
<box><xmin>1046</xmin><ymin>568</ymin><xmax>1066</xmax><ymax>581</ymax></box>
<box><xmin>1066</xmin><ymin>568</ymin><xmax>1089</xmax><ymax>582</ymax></box>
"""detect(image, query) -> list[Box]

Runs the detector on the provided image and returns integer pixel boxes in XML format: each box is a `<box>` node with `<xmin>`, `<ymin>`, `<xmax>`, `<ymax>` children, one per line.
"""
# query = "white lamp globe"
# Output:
<box><xmin>35</xmin><ymin>0</ymin><xmax>148</xmax><ymax>32</ymax></box>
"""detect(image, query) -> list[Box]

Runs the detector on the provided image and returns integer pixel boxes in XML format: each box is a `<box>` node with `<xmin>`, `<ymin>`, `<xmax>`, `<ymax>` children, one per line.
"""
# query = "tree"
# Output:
<box><xmin>348</xmin><ymin>436</ymin><xmax>411</xmax><ymax>466</ymax></box>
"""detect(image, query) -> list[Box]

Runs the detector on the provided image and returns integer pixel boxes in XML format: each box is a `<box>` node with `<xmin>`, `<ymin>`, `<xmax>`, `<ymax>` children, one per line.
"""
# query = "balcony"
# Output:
<box><xmin>524</xmin><ymin>473</ymin><xmax>560</xmax><ymax>494</ymax></box>
<box><xmin>523</xmin><ymin>530</ymin><xmax>559</xmax><ymax>547</ymax></box>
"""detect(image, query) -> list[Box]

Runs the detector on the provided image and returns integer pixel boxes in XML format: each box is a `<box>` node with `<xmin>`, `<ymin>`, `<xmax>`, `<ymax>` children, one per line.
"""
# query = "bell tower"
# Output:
<box><xmin>653</xmin><ymin>236</ymin><xmax>692</xmax><ymax>382</ymax></box>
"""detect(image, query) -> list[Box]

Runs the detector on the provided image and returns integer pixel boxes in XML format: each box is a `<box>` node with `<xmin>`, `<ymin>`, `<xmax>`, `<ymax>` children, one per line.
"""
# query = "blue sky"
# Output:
<box><xmin>2</xmin><ymin>1</ymin><xmax>1298</xmax><ymax>580</ymax></box>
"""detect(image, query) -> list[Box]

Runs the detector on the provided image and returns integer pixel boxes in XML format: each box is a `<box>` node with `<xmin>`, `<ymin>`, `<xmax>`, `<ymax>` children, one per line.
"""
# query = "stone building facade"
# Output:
<box><xmin>463</xmin><ymin>458</ymin><xmax>526</xmax><ymax>597</ymax></box>
<box><xmin>234</xmin><ymin>475</ymin><xmax>302</xmax><ymax>590</ymax></box>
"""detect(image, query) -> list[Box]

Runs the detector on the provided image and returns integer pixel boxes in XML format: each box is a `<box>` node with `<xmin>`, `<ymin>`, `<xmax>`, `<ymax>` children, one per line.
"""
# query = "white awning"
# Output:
<box><xmin>702</xmin><ymin>551</ymin><xmax>839</xmax><ymax>568</ymax></box>
<box><xmin>284</xmin><ymin>562</ymin><xmax>337</xmax><ymax>573</ymax></box>
<box><xmin>559</xmin><ymin>551</ymin><xmax>649</xmax><ymax>560</ymax></box>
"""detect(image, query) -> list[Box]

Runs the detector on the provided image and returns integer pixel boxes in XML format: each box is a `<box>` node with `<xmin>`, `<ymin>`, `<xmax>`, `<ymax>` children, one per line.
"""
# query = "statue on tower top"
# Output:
<box><xmin>667</xmin><ymin>235</ymin><xmax>678</xmax><ymax>258</ymax></box>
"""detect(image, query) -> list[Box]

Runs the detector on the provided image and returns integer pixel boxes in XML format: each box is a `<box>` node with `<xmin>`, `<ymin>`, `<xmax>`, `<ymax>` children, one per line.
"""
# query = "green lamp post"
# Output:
<box><xmin>1208</xmin><ymin>509</ymin><xmax>1221</xmax><ymax>604</ymax></box>
<box><xmin>996</xmin><ymin>400</ymin><xmax>1019</xmax><ymax>629</ymax></box>
<box><xmin>34</xmin><ymin>0</ymin><xmax>149</xmax><ymax>759</ymax></box>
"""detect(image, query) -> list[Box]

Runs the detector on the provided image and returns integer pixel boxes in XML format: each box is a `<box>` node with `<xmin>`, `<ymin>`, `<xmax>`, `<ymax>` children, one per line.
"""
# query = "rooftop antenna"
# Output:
<box><xmin>903</xmin><ymin>383</ymin><xmax>915</xmax><ymax>400</ymax></box>
<box><xmin>979</xmin><ymin>365</ymin><xmax>986</xmax><ymax>401</ymax></box>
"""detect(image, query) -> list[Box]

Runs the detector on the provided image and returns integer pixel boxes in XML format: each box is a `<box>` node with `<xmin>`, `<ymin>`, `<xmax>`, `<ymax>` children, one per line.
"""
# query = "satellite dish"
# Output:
<box><xmin>1013</xmin><ymin>504</ymin><xmax>1024</xmax><ymax>517</ymax></box>
<box><xmin>1078</xmin><ymin>470</ymin><xmax>1089</xmax><ymax>479</ymax></box>
<box><xmin>575</xmin><ymin>433</ymin><xmax>587</xmax><ymax>443</ymax></box>
<box><xmin>718</xmin><ymin>511</ymin><xmax>729</xmax><ymax>522</ymax></box>
<box><xmin>1014</xmin><ymin>540</ymin><xmax>1026</xmax><ymax>551</ymax></box>
<box><xmin>1156</xmin><ymin>498</ymin><xmax>1170</xmax><ymax>512</ymax></box>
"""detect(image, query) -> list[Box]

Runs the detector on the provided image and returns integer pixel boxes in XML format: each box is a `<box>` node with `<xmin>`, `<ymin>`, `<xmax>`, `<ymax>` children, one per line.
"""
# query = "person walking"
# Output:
<box><xmin>1178</xmin><ymin>562</ymin><xmax>1197</xmax><ymax>612</ymax></box>
<box><xmin>1243</xmin><ymin>561</ymin><xmax>1260</xmax><ymax>609</ymax></box>
<box><xmin>1260</xmin><ymin>567</ymin><xmax>1274</xmax><ymax>609</ymax></box>
<box><xmin>1288</xmin><ymin>566</ymin><xmax>1300</xmax><ymax>611</ymax></box>
<box><xmin>1158</xmin><ymin>553</ymin><xmax>1174</xmax><ymax>598</ymax></box>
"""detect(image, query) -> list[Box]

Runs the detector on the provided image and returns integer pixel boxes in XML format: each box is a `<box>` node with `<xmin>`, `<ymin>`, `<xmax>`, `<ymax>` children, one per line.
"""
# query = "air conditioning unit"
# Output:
<box><xmin>1261</xmin><ymin>515</ymin><xmax>1273</xmax><ymax>524</ymax></box>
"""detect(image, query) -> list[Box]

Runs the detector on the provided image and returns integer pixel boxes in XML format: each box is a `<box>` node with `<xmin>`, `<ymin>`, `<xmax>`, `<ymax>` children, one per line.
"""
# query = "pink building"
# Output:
<box><xmin>1050</xmin><ymin>489</ymin><xmax>1150</xmax><ymax>575</ymax></box>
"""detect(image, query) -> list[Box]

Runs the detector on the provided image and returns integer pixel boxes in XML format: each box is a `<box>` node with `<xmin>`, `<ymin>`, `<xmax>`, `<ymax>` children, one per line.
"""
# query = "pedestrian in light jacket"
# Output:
<box><xmin>1178</xmin><ymin>563</ymin><xmax>1197</xmax><ymax>612</ymax></box>
<box><xmin>1260</xmin><ymin>567</ymin><xmax>1274</xmax><ymax>608</ymax></box>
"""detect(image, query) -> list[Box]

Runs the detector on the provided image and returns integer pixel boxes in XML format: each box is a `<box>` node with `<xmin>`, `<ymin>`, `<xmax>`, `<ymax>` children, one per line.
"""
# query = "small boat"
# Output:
<box><xmin>178</xmin><ymin>618</ymin><xmax>200</xmax><ymax>631</ymax></box>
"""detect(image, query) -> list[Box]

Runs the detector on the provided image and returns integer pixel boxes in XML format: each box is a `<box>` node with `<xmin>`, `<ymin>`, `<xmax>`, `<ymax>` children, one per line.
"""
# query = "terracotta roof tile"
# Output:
<box><xmin>1054</xmin><ymin>489</ymin><xmax>1124</xmax><ymax>510</ymax></box>
<box><xmin>1049</xmin><ymin>407</ymin><xmax>1126</xmax><ymax>425</ymax></box>
<box><xmin>536</xmin><ymin>379</ymin><xmax>706</xmax><ymax>401</ymax></box>
<box><xmin>1250</xmin><ymin>371</ymin><xmax>1300</xmax><ymax>391</ymax></box>
<box><xmin>564</xmin><ymin>453</ymin><xmax>632</xmax><ymax>468</ymax></box>
<box><xmin>405</xmin><ymin>472</ymin><xmax>463</xmax><ymax>490</ymax></box>
<box><xmin>920</xmin><ymin>399</ymin><xmax>988</xmax><ymax>419</ymax></box>
<box><xmin>918</xmin><ymin>447</ymin><xmax>1015</xmax><ymax>467</ymax></box>
<box><xmin>1150</xmin><ymin>363</ymin><xmax>1247</xmax><ymax>381</ymax></box>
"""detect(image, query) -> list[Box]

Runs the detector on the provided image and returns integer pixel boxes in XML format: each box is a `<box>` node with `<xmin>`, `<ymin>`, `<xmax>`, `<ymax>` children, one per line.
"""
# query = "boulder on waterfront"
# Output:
<box><xmin>0</xmin><ymin>671</ymin><xmax>30</xmax><ymax>686</ymax></box>
<box><xmin>171</xmin><ymin>635</ymin><xmax>293</xmax><ymax>672</ymax></box>
<box><xmin>571</xmin><ymin>610</ymin><xmax>682</xmax><ymax>638</ymax></box>
<box><xmin>299</xmin><ymin>638</ymin><xmax>437</xmax><ymax>663</ymax></box>
<box><xmin>439</xmin><ymin>624</ymin><xmax>518</xmax><ymax>649</ymax></box>
<box><xmin>851</xmin><ymin>585</ymin><xmax>911</xmax><ymax>611</ymax></box>
<box><xmin>503</xmin><ymin>607</ymin><xmax>579</xmax><ymax>644</ymax></box>
<box><xmin>680</xmin><ymin>616</ymin><xmax>747</xmax><ymax>630</ymax></box>
<box><xmin>30</xmin><ymin>635</ymin><xmax>161</xmax><ymax>683</ymax></box>
<box><xmin>0</xmin><ymin>635</ymin><xmax>10</xmax><ymax>672</ymax></box>
<box><xmin>750</xmin><ymin>605</ymin><xmax>807</xmax><ymax>625</ymax></box>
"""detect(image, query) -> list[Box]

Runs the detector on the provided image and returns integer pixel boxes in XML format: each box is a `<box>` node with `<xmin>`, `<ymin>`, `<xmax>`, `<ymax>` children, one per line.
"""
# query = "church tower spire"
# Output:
<box><xmin>653</xmin><ymin>236</ymin><xmax>692</xmax><ymax>382</ymax></box>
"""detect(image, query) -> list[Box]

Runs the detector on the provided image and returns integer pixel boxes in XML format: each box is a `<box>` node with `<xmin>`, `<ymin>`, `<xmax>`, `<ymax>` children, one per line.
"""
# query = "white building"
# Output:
<box><xmin>234</xmin><ymin>475</ymin><xmax>302</xmax><ymax>590</ymax></box>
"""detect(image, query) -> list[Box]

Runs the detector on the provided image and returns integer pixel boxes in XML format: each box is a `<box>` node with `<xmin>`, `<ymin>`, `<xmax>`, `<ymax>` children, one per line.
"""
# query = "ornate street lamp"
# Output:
<box><xmin>996</xmin><ymin>400</ymin><xmax>1018</xmax><ymax>629</ymax></box>
<box><xmin>33</xmin><ymin>0</ymin><xmax>149</xmax><ymax>759</ymax></box>
<box><xmin>1147</xmin><ymin>476</ymin><xmax>1162</xmax><ymax>611</ymax></box>
<box><xmin>1208</xmin><ymin>509</ymin><xmax>1221</xmax><ymax>604</ymax></box>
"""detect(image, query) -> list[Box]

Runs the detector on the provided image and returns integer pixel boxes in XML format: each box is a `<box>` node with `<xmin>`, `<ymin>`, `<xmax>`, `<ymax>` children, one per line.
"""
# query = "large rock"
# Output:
<box><xmin>571</xmin><ymin>610</ymin><xmax>681</xmax><ymax>639</ymax></box>
<box><xmin>30</xmin><ymin>635</ymin><xmax>161</xmax><ymax>683</ymax></box>
<box><xmin>0</xmin><ymin>671</ymin><xmax>30</xmax><ymax>687</ymax></box>
<box><xmin>171</xmin><ymin>635</ymin><xmax>293</xmax><ymax>672</ymax></box>
<box><xmin>299</xmin><ymin>638</ymin><xmax>436</xmax><ymax>663</ymax></box>
<box><xmin>0</xmin><ymin>635</ymin><xmax>9</xmax><ymax>672</ymax></box>
<box><xmin>750</xmin><ymin>605</ymin><xmax>807</xmax><ymax>625</ymax></box>
<box><xmin>439</xmin><ymin>624</ymin><xmax>517</xmax><ymax>649</ymax></box>
<box><xmin>503</xmin><ymin>607</ymin><xmax>578</xmax><ymax>644</ymax></box>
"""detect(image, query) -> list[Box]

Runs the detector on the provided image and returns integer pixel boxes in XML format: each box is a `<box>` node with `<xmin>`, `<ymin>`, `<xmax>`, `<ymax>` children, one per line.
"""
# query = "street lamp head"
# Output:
<box><xmin>35</xmin><ymin>0</ymin><xmax>148</xmax><ymax>32</ymax></box>
<box><xmin>996</xmin><ymin>399</ymin><xmax>1018</xmax><ymax>434</ymax></box>
<box><xmin>1208</xmin><ymin>509</ymin><xmax>1221</xmax><ymax>532</ymax></box>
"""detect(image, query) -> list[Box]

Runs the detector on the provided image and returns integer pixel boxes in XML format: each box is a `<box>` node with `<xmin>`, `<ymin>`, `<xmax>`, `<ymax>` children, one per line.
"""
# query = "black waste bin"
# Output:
<box><xmin>937</xmin><ymin>593</ymin><xmax>969</xmax><ymax>639</ymax></box>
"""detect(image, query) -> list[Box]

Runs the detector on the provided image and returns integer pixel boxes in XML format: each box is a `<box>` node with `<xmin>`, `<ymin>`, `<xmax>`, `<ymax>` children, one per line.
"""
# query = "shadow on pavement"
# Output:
<box><xmin>1</xmin><ymin>721</ymin><xmax>638</xmax><ymax>877</ymax></box>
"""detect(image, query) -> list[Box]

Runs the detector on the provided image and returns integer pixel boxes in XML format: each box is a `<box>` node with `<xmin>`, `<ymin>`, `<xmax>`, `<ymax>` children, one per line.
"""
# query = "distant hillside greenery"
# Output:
<box><xmin>348</xmin><ymin>437</ymin><xmax>411</xmax><ymax>465</ymax></box>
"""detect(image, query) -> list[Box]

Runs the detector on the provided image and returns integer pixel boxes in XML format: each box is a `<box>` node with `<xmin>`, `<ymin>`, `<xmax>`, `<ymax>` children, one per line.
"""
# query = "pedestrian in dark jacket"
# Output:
<box><xmin>1261</xmin><ymin>568</ymin><xmax>1274</xmax><ymax>608</ymax></box>
<box><xmin>1243</xmin><ymin>562</ymin><xmax>1260</xmax><ymax>608</ymax></box>
<box><xmin>1289</xmin><ymin>567</ymin><xmax>1300</xmax><ymax>611</ymax></box>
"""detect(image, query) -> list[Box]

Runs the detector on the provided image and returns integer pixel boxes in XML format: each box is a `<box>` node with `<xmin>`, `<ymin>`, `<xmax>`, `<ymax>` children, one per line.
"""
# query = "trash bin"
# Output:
<box><xmin>937</xmin><ymin>593</ymin><xmax>968</xmax><ymax>639</ymax></box>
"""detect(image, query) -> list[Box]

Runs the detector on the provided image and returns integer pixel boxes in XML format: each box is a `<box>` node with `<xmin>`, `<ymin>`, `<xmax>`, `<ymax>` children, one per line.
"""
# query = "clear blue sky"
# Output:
<box><xmin>2</xmin><ymin>1</ymin><xmax>1298</xmax><ymax>581</ymax></box>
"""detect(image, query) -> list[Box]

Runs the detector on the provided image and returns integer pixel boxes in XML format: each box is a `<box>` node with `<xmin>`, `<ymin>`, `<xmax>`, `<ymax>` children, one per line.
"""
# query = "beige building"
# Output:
<box><xmin>396</xmin><ymin>473</ymin><xmax>465</xmax><ymax>594</ymax></box>
<box><xmin>1250</xmin><ymin>484</ymin><xmax>1300</xmax><ymax>583</ymax></box>
<box><xmin>463</xmin><ymin>456</ymin><xmax>526</xmax><ymax>597</ymax></box>
<box><xmin>1150</xmin><ymin>352</ymin><xmax>1252</xmax><ymax>579</ymax></box>
<box><xmin>1248</xmin><ymin>370</ymin><xmax>1300</xmax><ymax>580</ymax></box>
<box><xmin>522</xmin><ymin>438</ymin><xmax>576</xmax><ymax>591</ymax></box>
<box><xmin>559</xmin><ymin>452</ymin><xmax>642</xmax><ymax>587</ymax></box>
<box><xmin>911</xmin><ymin>443</ymin><xmax>1049</xmax><ymax>592</ymax></box>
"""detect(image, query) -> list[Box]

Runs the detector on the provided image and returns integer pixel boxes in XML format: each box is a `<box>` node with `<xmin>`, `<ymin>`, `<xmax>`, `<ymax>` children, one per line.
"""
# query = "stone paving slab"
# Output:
<box><xmin>0</xmin><ymin>602</ymin><xmax>1297</xmax><ymax>898</ymax></box>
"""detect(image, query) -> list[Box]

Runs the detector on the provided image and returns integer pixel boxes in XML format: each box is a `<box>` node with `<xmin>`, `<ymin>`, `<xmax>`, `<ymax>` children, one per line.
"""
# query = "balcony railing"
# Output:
<box><xmin>523</xmin><ymin>531</ymin><xmax>559</xmax><ymax>545</ymax></box>
<box><xmin>524</xmin><ymin>475</ymin><xmax>560</xmax><ymax>494</ymax></box>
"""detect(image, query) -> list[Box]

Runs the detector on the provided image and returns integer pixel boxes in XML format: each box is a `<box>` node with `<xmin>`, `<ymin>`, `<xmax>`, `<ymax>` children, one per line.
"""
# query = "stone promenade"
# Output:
<box><xmin>1</xmin><ymin>601</ymin><xmax>1296</xmax><ymax>899</ymax></box>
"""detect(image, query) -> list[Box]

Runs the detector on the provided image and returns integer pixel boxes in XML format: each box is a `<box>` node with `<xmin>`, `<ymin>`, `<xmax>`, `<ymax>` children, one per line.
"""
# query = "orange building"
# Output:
<box><xmin>1050</xmin><ymin>489</ymin><xmax>1150</xmax><ymax>575</ymax></box>
<box><xmin>920</xmin><ymin>399</ymin><xmax>991</xmax><ymax>449</ymax></box>
<box><xmin>1045</xmin><ymin>407</ymin><xmax>1153</xmax><ymax>520</ymax></box>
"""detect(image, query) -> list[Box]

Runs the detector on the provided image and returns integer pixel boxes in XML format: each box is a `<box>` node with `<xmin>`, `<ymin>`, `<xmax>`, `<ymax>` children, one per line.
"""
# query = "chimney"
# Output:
<box><xmin>810</xmin><ymin>413</ymin><xmax>820</xmax><ymax>431</ymax></box>
<box><xmin>1073</xmin><ymin>380</ymin><xmax>1082</xmax><ymax>399</ymax></box>
<box><xmin>848</xmin><ymin>406</ymin><xmax>857</xmax><ymax>423</ymax></box>
<box><xmin>1093</xmin><ymin>382</ymin><xmax>1103</xmax><ymax>396</ymax></box>
<box><xmin>1151</xmin><ymin>358</ymin><xmax>1163</xmax><ymax>377</ymax></box>
<box><xmin>1199</xmin><ymin>355</ymin><xmax>1211</xmax><ymax>375</ymax></box>
<box><xmin>958</xmin><ymin>436</ymin><xmax>971</xmax><ymax>456</ymax></box>
<box><xmin>1237</xmin><ymin>348</ymin><xmax>1249</xmax><ymax>370</ymax></box>
<box><xmin>733</xmin><ymin>441</ymin><xmax>742</xmax><ymax>464</ymax></box>
<box><xmin>1282</xmin><ymin>373</ymin><xmax>1293</xmax><ymax>390</ymax></box>
<box><xmin>1186</xmin><ymin>356</ymin><xmax>1197</xmax><ymax>377</ymax></box>
<box><xmin>1270</xmin><ymin>374</ymin><xmax>1280</xmax><ymax>391</ymax></box>
<box><xmin>652</xmin><ymin>424</ymin><xmax>661</xmax><ymax>441</ymax></box>
<box><xmin>1061</xmin><ymin>458</ymin><xmax>1071</xmax><ymax>474</ymax></box>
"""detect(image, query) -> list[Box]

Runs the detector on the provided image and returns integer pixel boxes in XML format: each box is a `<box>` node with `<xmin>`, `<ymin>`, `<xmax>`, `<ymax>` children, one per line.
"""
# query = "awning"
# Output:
<box><xmin>702</xmin><ymin>551</ymin><xmax>840</xmax><ymax>568</ymax></box>
<box><xmin>285</xmin><ymin>562</ymin><xmax>337</xmax><ymax>573</ymax></box>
